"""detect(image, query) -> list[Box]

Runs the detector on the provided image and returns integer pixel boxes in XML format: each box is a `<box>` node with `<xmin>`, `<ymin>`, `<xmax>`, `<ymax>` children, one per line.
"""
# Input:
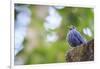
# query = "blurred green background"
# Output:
<box><xmin>15</xmin><ymin>4</ymin><xmax>94</xmax><ymax>65</ymax></box>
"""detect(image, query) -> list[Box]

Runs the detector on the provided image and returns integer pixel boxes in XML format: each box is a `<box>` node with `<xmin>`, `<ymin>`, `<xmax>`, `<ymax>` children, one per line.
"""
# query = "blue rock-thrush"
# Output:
<box><xmin>67</xmin><ymin>26</ymin><xmax>86</xmax><ymax>47</ymax></box>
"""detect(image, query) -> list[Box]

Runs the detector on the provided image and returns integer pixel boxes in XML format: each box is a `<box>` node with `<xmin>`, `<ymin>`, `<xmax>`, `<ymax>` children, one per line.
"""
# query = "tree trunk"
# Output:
<box><xmin>66</xmin><ymin>39</ymin><xmax>94</xmax><ymax>62</ymax></box>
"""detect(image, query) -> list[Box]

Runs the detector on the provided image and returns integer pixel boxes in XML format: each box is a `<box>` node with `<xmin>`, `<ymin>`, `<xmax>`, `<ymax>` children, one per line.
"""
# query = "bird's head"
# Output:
<box><xmin>69</xmin><ymin>26</ymin><xmax>76</xmax><ymax>30</ymax></box>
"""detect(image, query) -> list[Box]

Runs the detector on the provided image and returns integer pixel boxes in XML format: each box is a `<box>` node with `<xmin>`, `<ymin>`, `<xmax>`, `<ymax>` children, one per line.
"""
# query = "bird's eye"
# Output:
<box><xmin>70</xmin><ymin>28</ymin><xmax>72</xmax><ymax>30</ymax></box>
<box><xmin>70</xmin><ymin>28</ymin><xmax>73</xmax><ymax>30</ymax></box>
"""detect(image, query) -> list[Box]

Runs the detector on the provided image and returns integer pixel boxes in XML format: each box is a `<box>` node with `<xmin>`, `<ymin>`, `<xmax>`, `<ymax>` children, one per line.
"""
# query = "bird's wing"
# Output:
<box><xmin>73</xmin><ymin>29</ymin><xmax>85</xmax><ymax>43</ymax></box>
<box><xmin>67</xmin><ymin>30</ymin><xmax>80</xmax><ymax>46</ymax></box>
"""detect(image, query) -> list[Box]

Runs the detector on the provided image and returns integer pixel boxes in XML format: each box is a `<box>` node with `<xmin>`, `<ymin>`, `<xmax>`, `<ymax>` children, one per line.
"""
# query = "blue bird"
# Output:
<box><xmin>67</xmin><ymin>26</ymin><xmax>86</xmax><ymax>47</ymax></box>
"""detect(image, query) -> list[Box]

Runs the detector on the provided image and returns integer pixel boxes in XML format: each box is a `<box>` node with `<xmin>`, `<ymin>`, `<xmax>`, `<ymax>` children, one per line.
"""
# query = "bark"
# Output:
<box><xmin>66</xmin><ymin>39</ymin><xmax>94</xmax><ymax>62</ymax></box>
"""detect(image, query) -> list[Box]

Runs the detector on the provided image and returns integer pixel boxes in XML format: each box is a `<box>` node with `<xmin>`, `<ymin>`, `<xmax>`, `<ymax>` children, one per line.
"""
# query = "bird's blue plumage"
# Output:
<box><xmin>67</xmin><ymin>27</ymin><xmax>86</xmax><ymax>47</ymax></box>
